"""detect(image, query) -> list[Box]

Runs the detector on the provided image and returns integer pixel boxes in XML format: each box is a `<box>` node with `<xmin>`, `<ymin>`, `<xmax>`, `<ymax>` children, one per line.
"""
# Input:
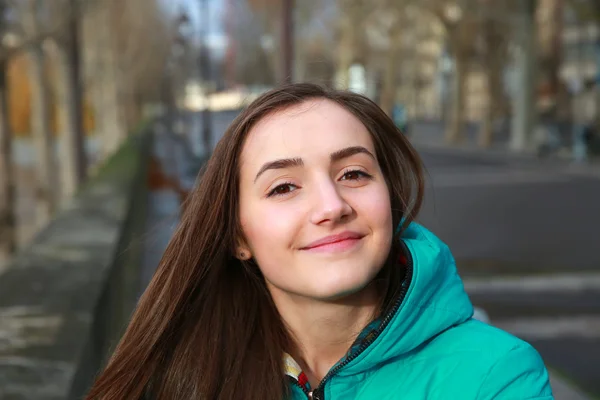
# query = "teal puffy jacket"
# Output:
<box><xmin>286</xmin><ymin>223</ymin><xmax>553</xmax><ymax>399</ymax></box>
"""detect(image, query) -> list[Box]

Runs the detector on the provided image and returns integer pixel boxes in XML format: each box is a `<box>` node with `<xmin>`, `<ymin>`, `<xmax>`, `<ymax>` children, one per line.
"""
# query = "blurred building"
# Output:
<box><xmin>365</xmin><ymin>7</ymin><xmax>445</xmax><ymax>121</ymax></box>
<box><xmin>364</xmin><ymin>5</ymin><xmax>504</xmax><ymax>124</ymax></box>
<box><xmin>560</xmin><ymin>6</ymin><xmax>599</xmax><ymax>85</ymax></box>
<box><xmin>399</xmin><ymin>10</ymin><xmax>446</xmax><ymax>121</ymax></box>
<box><xmin>556</xmin><ymin>0</ymin><xmax>599</xmax><ymax>123</ymax></box>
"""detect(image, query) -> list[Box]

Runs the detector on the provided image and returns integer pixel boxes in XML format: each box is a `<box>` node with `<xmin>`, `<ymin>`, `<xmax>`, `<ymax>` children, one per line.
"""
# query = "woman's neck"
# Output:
<box><xmin>270</xmin><ymin>285</ymin><xmax>380</xmax><ymax>387</ymax></box>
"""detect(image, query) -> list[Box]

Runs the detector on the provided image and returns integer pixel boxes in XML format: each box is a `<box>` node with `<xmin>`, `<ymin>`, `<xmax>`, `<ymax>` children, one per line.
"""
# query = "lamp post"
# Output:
<box><xmin>65</xmin><ymin>0</ymin><xmax>87</xmax><ymax>187</ymax></box>
<box><xmin>199</xmin><ymin>0</ymin><xmax>212</xmax><ymax>156</ymax></box>
<box><xmin>281</xmin><ymin>0</ymin><xmax>294</xmax><ymax>84</ymax></box>
<box><xmin>174</xmin><ymin>10</ymin><xmax>191</xmax><ymax>134</ymax></box>
<box><xmin>0</xmin><ymin>2</ymin><xmax>16</xmax><ymax>255</ymax></box>
<box><xmin>510</xmin><ymin>0</ymin><xmax>537</xmax><ymax>152</ymax></box>
<box><xmin>443</xmin><ymin>2</ymin><xmax>464</xmax><ymax>142</ymax></box>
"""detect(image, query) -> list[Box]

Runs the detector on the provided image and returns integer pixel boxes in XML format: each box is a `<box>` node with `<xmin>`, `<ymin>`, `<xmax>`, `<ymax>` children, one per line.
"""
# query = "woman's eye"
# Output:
<box><xmin>267</xmin><ymin>183</ymin><xmax>297</xmax><ymax>197</ymax></box>
<box><xmin>341</xmin><ymin>170</ymin><xmax>371</xmax><ymax>181</ymax></box>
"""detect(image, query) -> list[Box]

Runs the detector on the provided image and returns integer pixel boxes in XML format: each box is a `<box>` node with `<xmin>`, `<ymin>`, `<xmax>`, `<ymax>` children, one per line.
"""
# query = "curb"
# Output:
<box><xmin>549</xmin><ymin>370</ymin><xmax>594</xmax><ymax>400</ymax></box>
<box><xmin>464</xmin><ymin>272</ymin><xmax>600</xmax><ymax>294</ymax></box>
<box><xmin>412</xmin><ymin>139</ymin><xmax>600</xmax><ymax>178</ymax></box>
<box><xmin>473</xmin><ymin>308</ymin><xmax>594</xmax><ymax>399</ymax></box>
<box><xmin>410</xmin><ymin>139</ymin><xmax>538</xmax><ymax>162</ymax></box>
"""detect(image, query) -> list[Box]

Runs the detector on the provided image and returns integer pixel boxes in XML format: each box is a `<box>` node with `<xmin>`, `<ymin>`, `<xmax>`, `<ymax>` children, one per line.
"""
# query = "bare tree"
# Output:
<box><xmin>0</xmin><ymin>0</ymin><xmax>16</xmax><ymax>257</ymax></box>
<box><xmin>335</xmin><ymin>0</ymin><xmax>372</xmax><ymax>89</ymax></box>
<box><xmin>422</xmin><ymin>0</ymin><xmax>480</xmax><ymax>143</ymax></box>
<box><xmin>568</xmin><ymin>0</ymin><xmax>600</xmax><ymax>127</ymax></box>
<box><xmin>537</xmin><ymin>0</ymin><xmax>564</xmax><ymax>108</ymax></box>
<box><xmin>300</xmin><ymin>34</ymin><xmax>336</xmax><ymax>85</ymax></box>
<box><xmin>246</xmin><ymin>0</ymin><xmax>284</xmax><ymax>82</ymax></box>
<box><xmin>49</xmin><ymin>0</ymin><xmax>87</xmax><ymax>199</ymax></box>
<box><xmin>110</xmin><ymin>0</ymin><xmax>171</xmax><ymax>128</ymax></box>
<box><xmin>21</xmin><ymin>0</ymin><xmax>58</xmax><ymax>226</ymax></box>
<box><xmin>243</xmin><ymin>0</ymin><xmax>336</xmax><ymax>84</ymax></box>
<box><xmin>83</xmin><ymin>0</ymin><xmax>125</xmax><ymax>159</ymax></box>
<box><xmin>477</xmin><ymin>4</ymin><xmax>513</xmax><ymax>148</ymax></box>
<box><xmin>83</xmin><ymin>0</ymin><xmax>171</xmax><ymax>160</ymax></box>
<box><xmin>370</xmin><ymin>0</ymin><xmax>418</xmax><ymax>115</ymax></box>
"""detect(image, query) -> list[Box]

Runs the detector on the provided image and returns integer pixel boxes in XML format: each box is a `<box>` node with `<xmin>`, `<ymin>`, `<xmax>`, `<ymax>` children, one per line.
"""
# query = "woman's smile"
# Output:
<box><xmin>299</xmin><ymin>231</ymin><xmax>365</xmax><ymax>253</ymax></box>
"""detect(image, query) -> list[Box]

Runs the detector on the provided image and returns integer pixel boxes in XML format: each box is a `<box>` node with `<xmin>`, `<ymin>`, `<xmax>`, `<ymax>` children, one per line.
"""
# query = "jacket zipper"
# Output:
<box><xmin>307</xmin><ymin>241</ymin><xmax>414</xmax><ymax>400</ymax></box>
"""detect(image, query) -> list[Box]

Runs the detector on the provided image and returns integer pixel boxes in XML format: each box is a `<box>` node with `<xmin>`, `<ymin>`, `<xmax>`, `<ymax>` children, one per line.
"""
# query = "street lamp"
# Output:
<box><xmin>173</xmin><ymin>9</ymin><xmax>192</xmax><ymax>134</ymax></box>
<box><xmin>281</xmin><ymin>0</ymin><xmax>294</xmax><ymax>84</ymax></box>
<box><xmin>199</xmin><ymin>0</ymin><xmax>213</xmax><ymax>157</ymax></box>
<box><xmin>176</xmin><ymin>11</ymin><xmax>192</xmax><ymax>37</ymax></box>
<box><xmin>444</xmin><ymin>4</ymin><xmax>463</xmax><ymax>24</ymax></box>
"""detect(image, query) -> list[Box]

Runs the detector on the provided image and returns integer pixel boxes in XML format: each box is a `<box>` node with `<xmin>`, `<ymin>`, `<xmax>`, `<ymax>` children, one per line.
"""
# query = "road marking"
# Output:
<box><xmin>464</xmin><ymin>273</ymin><xmax>600</xmax><ymax>293</ymax></box>
<box><xmin>427</xmin><ymin>170</ymin><xmax>571</xmax><ymax>188</ymax></box>
<box><xmin>565</xmin><ymin>164</ymin><xmax>600</xmax><ymax>179</ymax></box>
<box><xmin>491</xmin><ymin>315</ymin><xmax>600</xmax><ymax>339</ymax></box>
<box><xmin>549</xmin><ymin>371</ymin><xmax>594</xmax><ymax>400</ymax></box>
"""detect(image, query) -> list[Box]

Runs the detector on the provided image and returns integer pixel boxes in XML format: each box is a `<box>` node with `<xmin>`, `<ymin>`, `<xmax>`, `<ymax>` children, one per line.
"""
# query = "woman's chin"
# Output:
<box><xmin>305</xmin><ymin>275</ymin><xmax>377</xmax><ymax>302</ymax></box>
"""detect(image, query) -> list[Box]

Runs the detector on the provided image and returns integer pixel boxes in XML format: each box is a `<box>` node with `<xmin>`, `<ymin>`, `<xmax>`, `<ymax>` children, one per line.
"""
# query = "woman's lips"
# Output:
<box><xmin>301</xmin><ymin>232</ymin><xmax>364</xmax><ymax>252</ymax></box>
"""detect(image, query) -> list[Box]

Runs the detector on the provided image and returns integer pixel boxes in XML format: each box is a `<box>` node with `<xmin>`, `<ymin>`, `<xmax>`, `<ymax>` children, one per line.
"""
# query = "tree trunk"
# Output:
<box><xmin>446</xmin><ymin>54</ymin><xmax>466</xmax><ymax>144</ymax></box>
<box><xmin>335</xmin><ymin>16</ymin><xmax>354</xmax><ymax>89</ymax></box>
<box><xmin>478</xmin><ymin>86</ymin><xmax>495</xmax><ymax>148</ymax></box>
<box><xmin>25</xmin><ymin>0</ymin><xmax>58</xmax><ymax>226</ymax></box>
<box><xmin>380</xmin><ymin>23</ymin><xmax>402</xmax><ymax>116</ymax></box>
<box><xmin>100</xmin><ymin>56</ymin><xmax>126</xmax><ymax>158</ymax></box>
<box><xmin>479</xmin><ymin>59</ymin><xmax>503</xmax><ymax>148</ymax></box>
<box><xmin>56</xmin><ymin>1</ymin><xmax>87</xmax><ymax>199</ymax></box>
<box><xmin>510</xmin><ymin>0</ymin><xmax>537</xmax><ymax>152</ymax></box>
<box><xmin>295</xmin><ymin>42</ymin><xmax>307</xmax><ymax>82</ymax></box>
<box><xmin>29</xmin><ymin>47</ymin><xmax>58</xmax><ymax>225</ymax></box>
<box><xmin>0</xmin><ymin>61</ymin><xmax>16</xmax><ymax>257</ymax></box>
<box><xmin>538</xmin><ymin>0</ymin><xmax>563</xmax><ymax>109</ymax></box>
<box><xmin>92</xmin><ymin>2</ymin><xmax>127</xmax><ymax>159</ymax></box>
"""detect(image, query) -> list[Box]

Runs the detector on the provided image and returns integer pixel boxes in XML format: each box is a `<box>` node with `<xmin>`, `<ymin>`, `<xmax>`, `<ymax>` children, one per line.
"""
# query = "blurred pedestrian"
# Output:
<box><xmin>535</xmin><ymin>82</ymin><xmax>562</xmax><ymax>157</ymax></box>
<box><xmin>392</xmin><ymin>102</ymin><xmax>411</xmax><ymax>137</ymax></box>
<box><xmin>86</xmin><ymin>84</ymin><xmax>553</xmax><ymax>400</ymax></box>
<box><xmin>570</xmin><ymin>78</ymin><xmax>596</xmax><ymax>163</ymax></box>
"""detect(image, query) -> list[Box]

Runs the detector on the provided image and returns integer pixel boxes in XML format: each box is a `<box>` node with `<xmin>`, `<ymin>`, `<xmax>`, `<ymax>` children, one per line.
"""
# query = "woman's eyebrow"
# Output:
<box><xmin>254</xmin><ymin>157</ymin><xmax>303</xmax><ymax>183</ymax></box>
<box><xmin>330</xmin><ymin>146</ymin><xmax>375</xmax><ymax>162</ymax></box>
<box><xmin>253</xmin><ymin>146</ymin><xmax>374</xmax><ymax>183</ymax></box>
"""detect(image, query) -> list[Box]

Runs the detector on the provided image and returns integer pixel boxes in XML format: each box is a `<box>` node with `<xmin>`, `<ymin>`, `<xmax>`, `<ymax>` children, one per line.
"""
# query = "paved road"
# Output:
<box><xmin>417</xmin><ymin>146</ymin><xmax>600</xmax><ymax>270</ymax></box>
<box><xmin>414</xmin><ymin>144</ymin><xmax>600</xmax><ymax>397</ymax></box>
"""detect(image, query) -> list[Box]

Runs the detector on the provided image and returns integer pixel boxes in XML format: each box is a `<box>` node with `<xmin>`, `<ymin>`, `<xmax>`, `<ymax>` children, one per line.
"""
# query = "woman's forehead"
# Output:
<box><xmin>240</xmin><ymin>100</ymin><xmax>375</xmax><ymax>169</ymax></box>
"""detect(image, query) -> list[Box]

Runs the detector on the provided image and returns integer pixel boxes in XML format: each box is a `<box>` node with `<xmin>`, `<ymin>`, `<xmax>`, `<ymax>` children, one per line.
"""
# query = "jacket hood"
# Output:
<box><xmin>338</xmin><ymin>222</ymin><xmax>474</xmax><ymax>376</ymax></box>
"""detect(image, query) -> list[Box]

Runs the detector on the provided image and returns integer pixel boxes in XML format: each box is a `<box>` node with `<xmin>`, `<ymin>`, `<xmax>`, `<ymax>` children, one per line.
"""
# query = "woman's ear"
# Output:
<box><xmin>235</xmin><ymin>240</ymin><xmax>252</xmax><ymax>261</ymax></box>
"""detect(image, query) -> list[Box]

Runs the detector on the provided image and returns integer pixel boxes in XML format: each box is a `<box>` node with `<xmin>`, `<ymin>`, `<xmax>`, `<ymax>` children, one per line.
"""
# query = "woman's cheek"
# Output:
<box><xmin>246</xmin><ymin>201</ymin><xmax>302</xmax><ymax>249</ymax></box>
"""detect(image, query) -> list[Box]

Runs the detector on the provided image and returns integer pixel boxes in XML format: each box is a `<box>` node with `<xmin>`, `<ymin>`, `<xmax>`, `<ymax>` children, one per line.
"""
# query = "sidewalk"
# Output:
<box><xmin>465</xmin><ymin>267</ymin><xmax>600</xmax><ymax>399</ymax></box>
<box><xmin>550</xmin><ymin>371</ymin><xmax>594</xmax><ymax>400</ymax></box>
<box><xmin>411</xmin><ymin>136</ymin><xmax>600</xmax><ymax>179</ymax></box>
<box><xmin>140</xmin><ymin>120</ymin><xmax>202</xmax><ymax>292</ymax></box>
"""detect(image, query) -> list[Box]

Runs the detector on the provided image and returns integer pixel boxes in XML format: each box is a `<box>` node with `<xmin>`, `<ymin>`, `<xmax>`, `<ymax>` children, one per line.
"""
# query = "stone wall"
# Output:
<box><xmin>0</xmin><ymin>125</ymin><xmax>153</xmax><ymax>400</ymax></box>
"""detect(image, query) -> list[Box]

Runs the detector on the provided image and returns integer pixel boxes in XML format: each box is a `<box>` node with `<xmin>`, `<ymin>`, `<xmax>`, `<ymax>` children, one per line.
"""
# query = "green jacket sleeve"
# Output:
<box><xmin>476</xmin><ymin>343</ymin><xmax>554</xmax><ymax>399</ymax></box>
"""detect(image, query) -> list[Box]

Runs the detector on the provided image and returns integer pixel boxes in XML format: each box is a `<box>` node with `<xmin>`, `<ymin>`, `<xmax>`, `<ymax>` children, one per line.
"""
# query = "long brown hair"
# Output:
<box><xmin>86</xmin><ymin>83</ymin><xmax>424</xmax><ymax>400</ymax></box>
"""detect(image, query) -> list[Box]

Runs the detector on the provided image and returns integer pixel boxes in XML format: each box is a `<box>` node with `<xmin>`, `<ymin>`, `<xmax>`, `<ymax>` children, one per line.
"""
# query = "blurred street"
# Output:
<box><xmin>415</xmin><ymin>143</ymin><xmax>600</xmax><ymax>397</ymax></box>
<box><xmin>2</xmin><ymin>0</ymin><xmax>600</xmax><ymax>398</ymax></box>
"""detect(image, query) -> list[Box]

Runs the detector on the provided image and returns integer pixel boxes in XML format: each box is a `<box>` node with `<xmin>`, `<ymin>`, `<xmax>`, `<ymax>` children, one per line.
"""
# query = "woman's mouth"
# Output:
<box><xmin>300</xmin><ymin>232</ymin><xmax>364</xmax><ymax>253</ymax></box>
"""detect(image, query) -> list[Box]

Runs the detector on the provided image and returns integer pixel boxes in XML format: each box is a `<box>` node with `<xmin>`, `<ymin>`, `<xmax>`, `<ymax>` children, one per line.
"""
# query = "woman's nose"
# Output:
<box><xmin>309</xmin><ymin>180</ymin><xmax>353</xmax><ymax>225</ymax></box>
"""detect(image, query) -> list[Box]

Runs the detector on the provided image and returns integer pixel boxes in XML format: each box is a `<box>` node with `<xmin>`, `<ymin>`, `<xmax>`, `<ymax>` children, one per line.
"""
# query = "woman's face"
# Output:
<box><xmin>238</xmin><ymin>99</ymin><xmax>393</xmax><ymax>301</ymax></box>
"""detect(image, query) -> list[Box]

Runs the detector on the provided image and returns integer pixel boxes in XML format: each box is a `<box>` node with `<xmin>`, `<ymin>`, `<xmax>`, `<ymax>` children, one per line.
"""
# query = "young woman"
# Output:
<box><xmin>87</xmin><ymin>83</ymin><xmax>553</xmax><ymax>399</ymax></box>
